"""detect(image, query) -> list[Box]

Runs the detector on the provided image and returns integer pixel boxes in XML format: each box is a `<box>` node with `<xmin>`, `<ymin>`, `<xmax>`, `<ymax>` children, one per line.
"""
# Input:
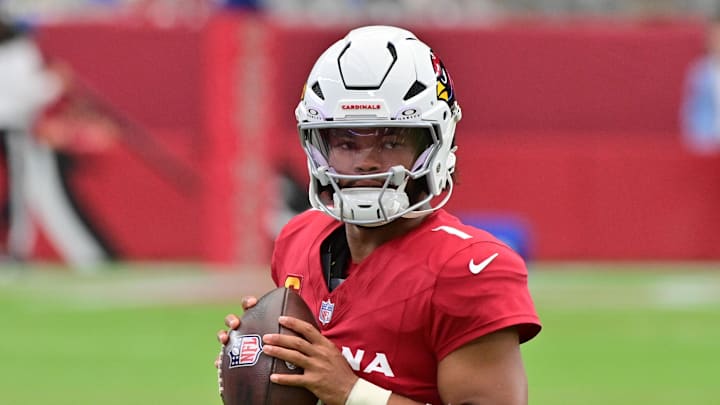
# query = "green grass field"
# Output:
<box><xmin>1</xmin><ymin>262</ymin><xmax>718</xmax><ymax>404</ymax></box>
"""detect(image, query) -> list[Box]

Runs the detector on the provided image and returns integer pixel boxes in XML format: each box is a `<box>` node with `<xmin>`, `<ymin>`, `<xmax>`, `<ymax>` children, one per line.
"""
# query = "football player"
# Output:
<box><xmin>217</xmin><ymin>25</ymin><xmax>541</xmax><ymax>405</ymax></box>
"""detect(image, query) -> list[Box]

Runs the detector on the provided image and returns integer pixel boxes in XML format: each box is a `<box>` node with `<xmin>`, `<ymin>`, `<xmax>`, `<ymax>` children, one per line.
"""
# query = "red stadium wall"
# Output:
<box><xmin>6</xmin><ymin>14</ymin><xmax>715</xmax><ymax>263</ymax></box>
<box><xmin>260</xmin><ymin>17</ymin><xmax>718</xmax><ymax>260</ymax></box>
<box><xmin>26</xmin><ymin>13</ymin><xmax>273</xmax><ymax>264</ymax></box>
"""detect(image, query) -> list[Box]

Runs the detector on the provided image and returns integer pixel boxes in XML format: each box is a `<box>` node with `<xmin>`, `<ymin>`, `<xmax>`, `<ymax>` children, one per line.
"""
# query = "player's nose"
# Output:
<box><xmin>352</xmin><ymin>146</ymin><xmax>383</xmax><ymax>173</ymax></box>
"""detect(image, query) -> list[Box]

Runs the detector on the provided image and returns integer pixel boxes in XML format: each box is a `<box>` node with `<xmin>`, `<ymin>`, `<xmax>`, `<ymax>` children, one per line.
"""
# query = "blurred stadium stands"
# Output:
<box><xmin>2</xmin><ymin>0</ymin><xmax>720</xmax><ymax>23</ymax></box>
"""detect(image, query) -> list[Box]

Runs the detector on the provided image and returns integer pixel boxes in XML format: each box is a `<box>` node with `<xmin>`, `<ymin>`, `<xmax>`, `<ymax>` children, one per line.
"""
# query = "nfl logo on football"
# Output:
<box><xmin>319</xmin><ymin>299</ymin><xmax>335</xmax><ymax>325</ymax></box>
<box><xmin>228</xmin><ymin>334</ymin><xmax>263</xmax><ymax>368</ymax></box>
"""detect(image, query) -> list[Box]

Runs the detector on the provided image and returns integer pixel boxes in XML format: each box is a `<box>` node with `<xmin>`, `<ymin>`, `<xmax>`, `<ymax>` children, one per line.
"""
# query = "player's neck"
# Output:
<box><xmin>345</xmin><ymin>216</ymin><xmax>425</xmax><ymax>263</ymax></box>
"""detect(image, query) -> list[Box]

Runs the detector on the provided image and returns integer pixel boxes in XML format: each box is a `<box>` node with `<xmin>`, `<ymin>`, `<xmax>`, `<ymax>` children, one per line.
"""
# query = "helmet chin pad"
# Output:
<box><xmin>331</xmin><ymin>187</ymin><xmax>410</xmax><ymax>226</ymax></box>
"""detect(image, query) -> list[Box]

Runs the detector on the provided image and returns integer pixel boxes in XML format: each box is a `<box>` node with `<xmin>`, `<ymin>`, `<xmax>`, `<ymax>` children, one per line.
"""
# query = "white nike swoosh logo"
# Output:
<box><xmin>469</xmin><ymin>253</ymin><xmax>499</xmax><ymax>274</ymax></box>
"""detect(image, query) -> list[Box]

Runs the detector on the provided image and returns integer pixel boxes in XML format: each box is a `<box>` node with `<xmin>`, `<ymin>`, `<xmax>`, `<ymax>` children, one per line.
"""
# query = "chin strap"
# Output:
<box><xmin>402</xmin><ymin>175</ymin><xmax>454</xmax><ymax>219</ymax></box>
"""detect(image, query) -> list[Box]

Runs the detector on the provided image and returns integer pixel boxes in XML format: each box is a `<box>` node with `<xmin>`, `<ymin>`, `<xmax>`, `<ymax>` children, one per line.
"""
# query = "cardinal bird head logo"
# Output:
<box><xmin>431</xmin><ymin>51</ymin><xmax>456</xmax><ymax>107</ymax></box>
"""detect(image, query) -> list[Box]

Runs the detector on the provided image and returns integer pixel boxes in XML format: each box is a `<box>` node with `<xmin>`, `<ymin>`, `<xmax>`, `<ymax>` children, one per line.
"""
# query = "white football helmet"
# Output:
<box><xmin>296</xmin><ymin>25</ymin><xmax>462</xmax><ymax>226</ymax></box>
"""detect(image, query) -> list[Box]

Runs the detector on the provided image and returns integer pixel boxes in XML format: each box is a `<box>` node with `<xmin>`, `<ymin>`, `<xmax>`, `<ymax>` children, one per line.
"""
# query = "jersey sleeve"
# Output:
<box><xmin>429</xmin><ymin>241</ymin><xmax>541</xmax><ymax>361</ymax></box>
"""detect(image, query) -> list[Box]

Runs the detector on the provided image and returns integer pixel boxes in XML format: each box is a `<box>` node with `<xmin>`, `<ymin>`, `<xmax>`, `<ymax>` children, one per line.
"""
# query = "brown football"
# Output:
<box><xmin>220</xmin><ymin>287</ymin><xmax>319</xmax><ymax>405</ymax></box>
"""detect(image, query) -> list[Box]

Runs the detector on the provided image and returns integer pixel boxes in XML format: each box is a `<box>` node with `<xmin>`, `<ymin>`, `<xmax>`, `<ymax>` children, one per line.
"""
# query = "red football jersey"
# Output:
<box><xmin>271</xmin><ymin>209</ymin><xmax>541</xmax><ymax>404</ymax></box>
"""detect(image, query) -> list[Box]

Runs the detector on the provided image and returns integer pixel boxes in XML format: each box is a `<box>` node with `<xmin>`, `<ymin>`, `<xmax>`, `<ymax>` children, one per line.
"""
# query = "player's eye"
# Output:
<box><xmin>381</xmin><ymin>135</ymin><xmax>405</xmax><ymax>149</ymax></box>
<box><xmin>329</xmin><ymin>136</ymin><xmax>357</xmax><ymax>150</ymax></box>
<box><xmin>338</xmin><ymin>141</ymin><xmax>356</xmax><ymax>150</ymax></box>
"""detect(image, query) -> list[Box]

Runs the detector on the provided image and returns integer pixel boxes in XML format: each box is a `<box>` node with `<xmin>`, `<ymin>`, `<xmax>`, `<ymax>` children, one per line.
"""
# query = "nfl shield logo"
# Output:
<box><xmin>227</xmin><ymin>333</ymin><xmax>263</xmax><ymax>368</ymax></box>
<box><xmin>319</xmin><ymin>299</ymin><xmax>335</xmax><ymax>325</ymax></box>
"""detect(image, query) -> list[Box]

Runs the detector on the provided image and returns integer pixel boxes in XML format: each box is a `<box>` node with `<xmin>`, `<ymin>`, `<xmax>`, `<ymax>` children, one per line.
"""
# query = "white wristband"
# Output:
<box><xmin>345</xmin><ymin>378</ymin><xmax>392</xmax><ymax>405</ymax></box>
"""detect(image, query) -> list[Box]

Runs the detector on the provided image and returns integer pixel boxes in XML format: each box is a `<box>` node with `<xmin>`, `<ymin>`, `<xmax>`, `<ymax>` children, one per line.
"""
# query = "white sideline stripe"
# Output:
<box><xmin>528</xmin><ymin>273</ymin><xmax>720</xmax><ymax>310</ymax></box>
<box><xmin>0</xmin><ymin>267</ymin><xmax>275</xmax><ymax>310</ymax></box>
<box><xmin>650</xmin><ymin>279</ymin><xmax>720</xmax><ymax>308</ymax></box>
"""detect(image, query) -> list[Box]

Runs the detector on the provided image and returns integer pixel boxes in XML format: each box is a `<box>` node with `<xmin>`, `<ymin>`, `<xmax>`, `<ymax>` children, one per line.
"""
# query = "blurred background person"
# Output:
<box><xmin>0</xmin><ymin>13</ymin><xmax>114</xmax><ymax>267</ymax></box>
<box><xmin>681</xmin><ymin>14</ymin><xmax>720</xmax><ymax>154</ymax></box>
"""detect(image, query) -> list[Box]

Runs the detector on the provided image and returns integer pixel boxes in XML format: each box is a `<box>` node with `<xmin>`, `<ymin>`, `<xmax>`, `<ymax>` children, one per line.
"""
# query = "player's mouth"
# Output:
<box><xmin>342</xmin><ymin>180</ymin><xmax>389</xmax><ymax>188</ymax></box>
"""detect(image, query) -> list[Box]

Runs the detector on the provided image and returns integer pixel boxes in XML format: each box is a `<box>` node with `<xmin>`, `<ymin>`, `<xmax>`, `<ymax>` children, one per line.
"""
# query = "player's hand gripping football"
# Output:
<box><xmin>215</xmin><ymin>296</ymin><xmax>257</xmax><ymax>395</ymax></box>
<box><xmin>215</xmin><ymin>296</ymin><xmax>359</xmax><ymax>405</ymax></box>
<box><xmin>261</xmin><ymin>315</ymin><xmax>358</xmax><ymax>405</ymax></box>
